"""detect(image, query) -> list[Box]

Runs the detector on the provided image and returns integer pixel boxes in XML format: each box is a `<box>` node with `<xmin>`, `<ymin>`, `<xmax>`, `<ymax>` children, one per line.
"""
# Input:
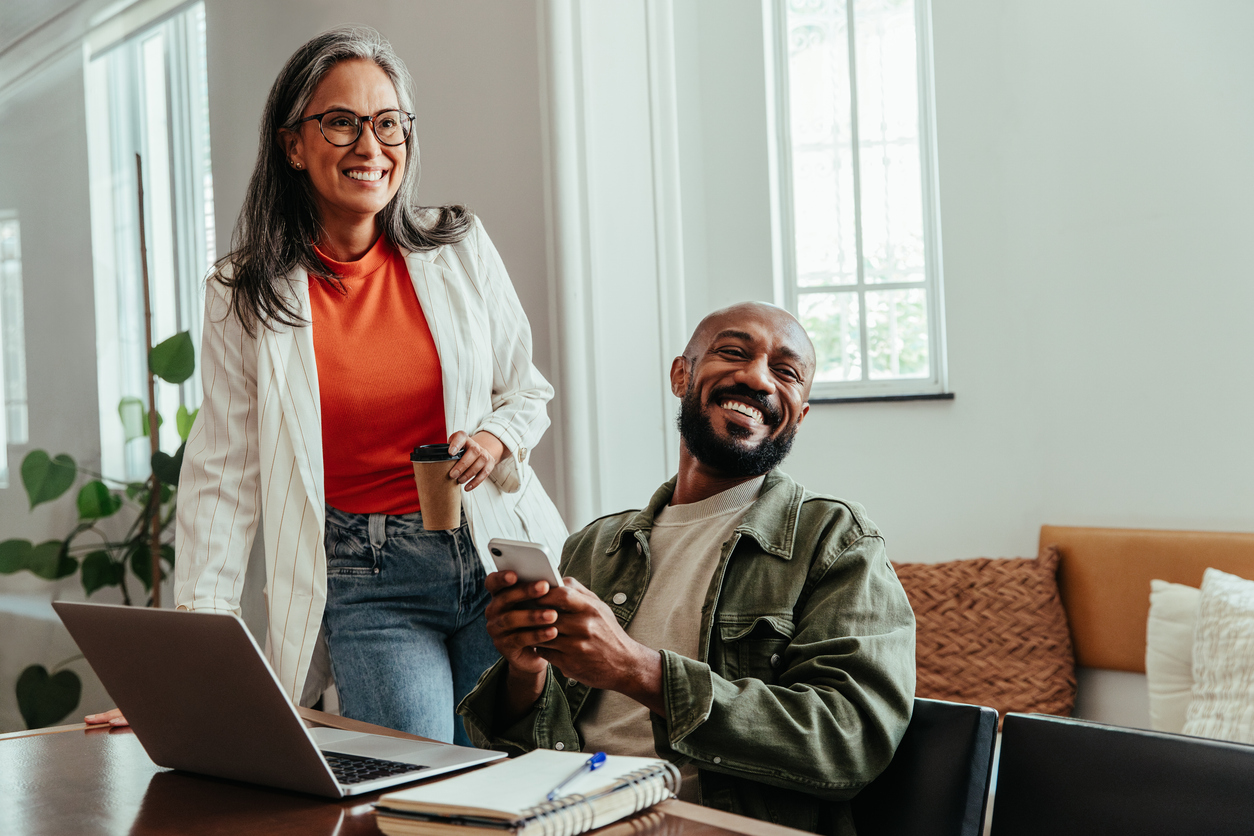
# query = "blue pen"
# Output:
<box><xmin>546</xmin><ymin>751</ymin><xmax>607</xmax><ymax>801</ymax></box>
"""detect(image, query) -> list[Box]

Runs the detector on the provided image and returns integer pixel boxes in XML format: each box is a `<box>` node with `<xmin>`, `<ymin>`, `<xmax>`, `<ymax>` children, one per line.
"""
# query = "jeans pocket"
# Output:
<box><xmin>325</xmin><ymin>523</ymin><xmax>378</xmax><ymax>577</ymax></box>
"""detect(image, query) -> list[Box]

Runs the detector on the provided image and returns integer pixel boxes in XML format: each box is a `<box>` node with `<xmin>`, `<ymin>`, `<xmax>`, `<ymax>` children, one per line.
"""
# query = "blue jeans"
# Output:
<box><xmin>321</xmin><ymin>506</ymin><xmax>498</xmax><ymax>746</ymax></box>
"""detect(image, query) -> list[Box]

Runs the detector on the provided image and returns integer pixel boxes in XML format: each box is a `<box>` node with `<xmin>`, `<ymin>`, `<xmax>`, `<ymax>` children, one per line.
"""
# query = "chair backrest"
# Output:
<box><xmin>990</xmin><ymin>713</ymin><xmax>1254</xmax><ymax>835</ymax></box>
<box><xmin>851</xmin><ymin>697</ymin><xmax>998</xmax><ymax>836</ymax></box>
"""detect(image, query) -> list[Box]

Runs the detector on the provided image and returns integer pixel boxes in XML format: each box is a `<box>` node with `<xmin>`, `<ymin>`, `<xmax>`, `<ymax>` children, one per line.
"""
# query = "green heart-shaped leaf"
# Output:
<box><xmin>149</xmin><ymin>331</ymin><xmax>195</xmax><ymax>384</ymax></box>
<box><xmin>16</xmin><ymin>665</ymin><xmax>82</xmax><ymax>729</ymax></box>
<box><xmin>0</xmin><ymin>538</ymin><xmax>31</xmax><ymax>574</ymax></box>
<box><xmin>152</xmin><ymin>442</ymin><xmax>185</xmax><ymax>487</ymax></box>
<box><xmin>118</xmin><ymin>397</ymin><xmax>164</xmax><ymax>440</ymax></box>
<box><xmin>119</xmin><ymin>397</ymin><xmax>146</xmax><ymax>441</ymax></box>
<box><xmin>21</xmin><ymin>451</ymin><xmax>77</xmax><ymax>510</ymax></box>
<box><xmin>27</xmin><ymin>540</ymin><xmax>77</xmax><ymax>580</ymax></box>
<box><xmin>129</xmin><ymin>541</ymin><xmax>174</xmax><ymax>591</ymax></box>
<box><xmin>0</xmin><ymin>539</ymin><xmax>76</xmax><ymax>579</ymax></box>
<box><xmin>81</xmin><ymin>550</ymin><xmax>126</xmax><ymax>596</ymax></box>
<box><xmin>176</xmin><ymin>405</ymin><xmax>198</xmax><ymax>441</ymax></box>
<box><xmin>77</xmin><ymin>480</ymin><xmax>123</xmax><ymax>520</ymax></box>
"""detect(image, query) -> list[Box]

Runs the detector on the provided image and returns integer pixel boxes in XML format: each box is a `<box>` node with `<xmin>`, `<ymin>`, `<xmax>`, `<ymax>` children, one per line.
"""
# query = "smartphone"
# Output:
<box><xmin>487</xmin><ymin>538</ymin><xmax>564</xmax><ymax>587</ymax></box>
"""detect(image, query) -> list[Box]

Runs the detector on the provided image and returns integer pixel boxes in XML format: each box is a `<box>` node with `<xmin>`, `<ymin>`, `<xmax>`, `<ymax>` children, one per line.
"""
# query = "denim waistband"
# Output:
<box><xmin>325</xmin><ymin>504</ymin><xmax>467</xmax><ymax>540</ymax></box>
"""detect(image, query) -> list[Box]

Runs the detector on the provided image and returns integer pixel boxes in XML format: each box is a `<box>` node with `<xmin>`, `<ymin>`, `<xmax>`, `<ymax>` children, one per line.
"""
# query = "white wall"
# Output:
<box><xmin>671</xmin><ymin>0</ymin><xmax>1254</xmax><ymax>563</ymax></box>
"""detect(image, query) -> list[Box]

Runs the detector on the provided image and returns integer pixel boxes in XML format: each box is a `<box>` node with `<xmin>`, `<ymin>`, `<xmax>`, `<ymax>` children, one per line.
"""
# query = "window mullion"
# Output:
<box><xmin>844</xmin><ymin>1</ymin><xmax>869</xmax><ymax>382</ymax></box>
<box><xmin>799</xmin><ymin>279</ymin><xmax>925</xmax><ymax>293</ymax></box>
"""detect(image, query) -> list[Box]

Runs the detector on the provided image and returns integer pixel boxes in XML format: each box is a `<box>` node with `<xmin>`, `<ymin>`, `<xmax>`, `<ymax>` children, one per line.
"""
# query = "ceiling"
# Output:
<box><xmin>0</xmin><ymin>0</ymin><xmax>84</xmax><ymax>56</ymax></box>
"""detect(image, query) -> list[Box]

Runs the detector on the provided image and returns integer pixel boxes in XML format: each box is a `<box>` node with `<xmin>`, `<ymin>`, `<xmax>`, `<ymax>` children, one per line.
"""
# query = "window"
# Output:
<box><xmin>85</xmin><ymin>2</ymin><xmax>213</xmax><ymax>479</ymax></box>
<box><xmin>771</xmin><ymin>0</ymin><xmax>946</xmax><ymax>400</ymax></box>
<box><xmin>0</xmin><ymin>213</ymin><xmax>29</xmax><ymax>487</ymax></box>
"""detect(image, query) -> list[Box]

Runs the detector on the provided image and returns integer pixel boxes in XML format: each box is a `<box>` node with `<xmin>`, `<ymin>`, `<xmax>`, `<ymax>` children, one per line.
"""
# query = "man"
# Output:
<box><xmin>459</xmin><ymin>303</ymin><xmax>915</xmax><ymax>836</ymax></box>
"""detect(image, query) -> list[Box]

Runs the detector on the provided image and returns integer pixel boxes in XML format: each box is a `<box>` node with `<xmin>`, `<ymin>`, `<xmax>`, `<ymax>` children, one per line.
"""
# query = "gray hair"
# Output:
<box><xmin>219</xmin><ymin>25</ymin><xmax>470</xmax><ymax>334</ymax></box>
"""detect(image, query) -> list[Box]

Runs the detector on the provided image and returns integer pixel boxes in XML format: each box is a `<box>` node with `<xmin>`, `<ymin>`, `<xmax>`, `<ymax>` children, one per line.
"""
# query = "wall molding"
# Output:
<box><xmin>0</xmin><ymin>0</ymin><xmax>191</xmax><ymax>108</ymax></box>
<box><xmin>539</xmin><ymin>0</ymin><xmax>687</xmax><ymax>526</ymax></box>
<box><xmin>538</xmin><ymin>0</ymin><xmax>600</xmax><ymax>527</ymax></box>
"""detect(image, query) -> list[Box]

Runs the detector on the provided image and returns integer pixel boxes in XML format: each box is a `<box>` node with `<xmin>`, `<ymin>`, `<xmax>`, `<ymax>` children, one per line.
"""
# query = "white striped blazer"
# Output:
<box><xmin>172</xmin><ymin>217</ymin><xmax>569</xmax><ymax>701</ymax></box>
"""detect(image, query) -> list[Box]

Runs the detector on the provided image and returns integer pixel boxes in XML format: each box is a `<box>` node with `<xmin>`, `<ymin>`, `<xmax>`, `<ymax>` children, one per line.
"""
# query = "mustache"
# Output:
<box><xmin>709</xmin><ymin>384</ymin><xmax>782</xmax><ymax>427</ymax></box>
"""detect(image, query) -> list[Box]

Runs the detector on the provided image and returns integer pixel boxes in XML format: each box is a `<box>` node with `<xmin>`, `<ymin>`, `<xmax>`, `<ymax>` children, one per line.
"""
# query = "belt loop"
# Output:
<box><xmin>368</xmin><ymin>513</ymin><xmax>386</xmax><ymax>548</ymax></box>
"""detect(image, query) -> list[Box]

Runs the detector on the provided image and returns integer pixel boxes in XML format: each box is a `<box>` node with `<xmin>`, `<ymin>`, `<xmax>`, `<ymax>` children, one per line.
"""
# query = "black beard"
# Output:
<box><xmin>677</xmin><ymin>384</ymin><xmax>797</xmax><ymax>478</ymax></box>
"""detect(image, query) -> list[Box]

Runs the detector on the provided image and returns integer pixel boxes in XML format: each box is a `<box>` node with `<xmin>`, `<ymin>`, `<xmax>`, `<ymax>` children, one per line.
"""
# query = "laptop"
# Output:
<box><xmin>54</xmin><ymin>601</ymin><xmax>505</xmax><ymax>797</ymax></box>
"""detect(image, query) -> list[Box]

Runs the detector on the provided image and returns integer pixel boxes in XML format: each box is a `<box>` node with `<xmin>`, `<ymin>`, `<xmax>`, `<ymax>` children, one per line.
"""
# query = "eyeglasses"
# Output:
<box><xmin>297</xmin><ymin>109</ymin><xmax>415</xmax><ymax>147</ymax></box>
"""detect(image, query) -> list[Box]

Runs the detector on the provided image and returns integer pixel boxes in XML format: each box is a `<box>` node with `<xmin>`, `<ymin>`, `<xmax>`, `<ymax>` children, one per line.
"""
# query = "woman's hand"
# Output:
<box><xmin>85</xmin><ymin>708</ymin><xmax>129</xmax><ymax>727</ymax></box>
<box><xmin>447</xmin><ymin>431</ymin><xmax>506</xmax><ymax>491</ymax></box>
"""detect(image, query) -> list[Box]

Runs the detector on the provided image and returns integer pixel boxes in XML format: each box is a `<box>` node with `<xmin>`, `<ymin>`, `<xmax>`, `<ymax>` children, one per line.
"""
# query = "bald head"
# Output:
<box><xmin>671</xmin><ymin>302</ymin><xmax>815</xmax><ymax>480</ymax></box>
<box><xmin>682</xmin><ymin>302</ymin><xmax>816</xmax><ymax>395</ymax></box>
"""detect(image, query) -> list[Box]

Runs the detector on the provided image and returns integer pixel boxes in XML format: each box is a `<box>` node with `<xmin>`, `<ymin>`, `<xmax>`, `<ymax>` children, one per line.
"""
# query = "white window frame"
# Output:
<box><xmin>0</xmin><ymin>211</ymin><xmax>29</xmax><ymax>488</ymax></box>
<box><xmin>767</xmin><ymin>0</ymin><xmax>948</xmax><ymax>401</ymax></box>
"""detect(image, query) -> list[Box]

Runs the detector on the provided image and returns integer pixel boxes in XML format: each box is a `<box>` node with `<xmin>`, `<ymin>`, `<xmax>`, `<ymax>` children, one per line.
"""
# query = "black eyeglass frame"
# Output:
<box><xmin>296</xmin><ymin>109</ymin><xmax>416</xmax><ymax>147</ymax></box>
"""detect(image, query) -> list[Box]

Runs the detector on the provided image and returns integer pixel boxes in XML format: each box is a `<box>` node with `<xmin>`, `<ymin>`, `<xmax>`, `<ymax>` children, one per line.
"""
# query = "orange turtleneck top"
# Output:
<box><xmin>308</xmin><ymin>235</ymin><xmax>446</xmax><ymax>515</ymax></box>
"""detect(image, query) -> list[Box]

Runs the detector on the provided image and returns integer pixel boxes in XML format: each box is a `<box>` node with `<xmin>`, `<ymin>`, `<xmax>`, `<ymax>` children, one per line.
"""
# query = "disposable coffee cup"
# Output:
<box><xmin>411</xmin><ymin>444</ymin><xmax>464</xmax><ymax>531</ymax></box>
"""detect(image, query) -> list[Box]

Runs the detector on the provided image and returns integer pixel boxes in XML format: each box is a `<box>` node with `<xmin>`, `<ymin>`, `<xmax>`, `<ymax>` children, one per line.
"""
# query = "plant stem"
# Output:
<box><xmin>51</xmin><ymin>654</ymin><xmax>84</xmax><ymax>674</ymax></box>
<box><xmin>74</xmin><ymin>466</ymin><xmax>125</xmax><ymax>484</ymax></box>
<box><xmin>137</xmin><ymin>152</ymin><xmax>161</xmax><ymax>610</ymax></box>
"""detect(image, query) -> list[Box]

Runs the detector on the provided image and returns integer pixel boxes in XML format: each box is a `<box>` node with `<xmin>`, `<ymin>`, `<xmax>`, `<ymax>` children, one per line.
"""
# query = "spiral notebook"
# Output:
<box><xmin>374</xmin><ymin>749</ymin><xmax>681</xmax><ymax>836</ymax></box>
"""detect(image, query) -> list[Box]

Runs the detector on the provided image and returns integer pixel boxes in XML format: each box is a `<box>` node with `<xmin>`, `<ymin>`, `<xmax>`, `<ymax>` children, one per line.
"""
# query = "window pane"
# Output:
<box><xmin>86</xmin><ymin>3</ymin><xmax>212</xmax><ymax>481</ymax></box>
<box><xmin>854</xmin><ymin>0</ymin><xmax>925</xmax><ymax>284</ymax></box>
<box><xmin>0</xmin><ymin>220</ymin><xmax>27</xmax><ymax>446</ymax></box>
<box><xmin>787</xmin><ymin>3</ymin><xmax>858</xmax><ymax>287</ymax></box>
<box><xmin>866</xmin><ymin>288</ymin><xmax>929</xmax><ymax>379</ymax></box>
<box><xmin>800</xmin><ymin>291</ymin><xmax>862</xmax><ymax>382</ymax></box>
<box><xmin>0</xmin><ymin>214</ymin><xmax>27</xmax><ymax>487</ymax></box>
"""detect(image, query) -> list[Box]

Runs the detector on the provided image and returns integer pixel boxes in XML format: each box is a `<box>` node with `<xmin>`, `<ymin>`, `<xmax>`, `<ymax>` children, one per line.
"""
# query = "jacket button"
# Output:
<box><xmin>713</xmin><ymin>756</ymin><xmax>721</xmax><ymax>764</ymax></box>
<box><xmin>771</xmin><ymin>653</ymin><xmax>782</xmax><ymax>668</ymax></box>
<box><xmin>555</xmin><ymin>742</ymin><xmax>565</xmax><ymax>751</ymax></box>
<box><xmin>612</xmin><ymin>592</ymin><xmax>627</xmax><ymax>605</ymax></box>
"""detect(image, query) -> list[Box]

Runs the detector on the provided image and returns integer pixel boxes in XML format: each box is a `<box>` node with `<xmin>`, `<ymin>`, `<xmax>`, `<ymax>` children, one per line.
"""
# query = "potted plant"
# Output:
<box><xmin>0</xmin><ymin>329</ymin><xmax>196</xmax><ymax>728</ymax></box>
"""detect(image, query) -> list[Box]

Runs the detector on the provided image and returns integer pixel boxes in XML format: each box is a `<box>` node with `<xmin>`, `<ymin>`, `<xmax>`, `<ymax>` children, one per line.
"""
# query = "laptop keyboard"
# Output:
<box><xmin>324</xmin><ymin>750</ymin><xmax>429</xmax><ymax>785</ymax></box>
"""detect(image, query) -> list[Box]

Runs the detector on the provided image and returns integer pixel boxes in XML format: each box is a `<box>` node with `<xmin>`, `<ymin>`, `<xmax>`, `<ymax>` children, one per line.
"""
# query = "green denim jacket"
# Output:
<box><xmin>459</xmin><ymin>470</ymin><xmax>916</xmax><ymax>835</ymax></box>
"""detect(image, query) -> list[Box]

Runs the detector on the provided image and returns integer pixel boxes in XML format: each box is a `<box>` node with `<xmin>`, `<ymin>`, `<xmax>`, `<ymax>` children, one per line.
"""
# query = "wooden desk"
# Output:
<box><xmin>0</xmin><ymin>714</ymin><xmax>797</xmax><ymax>836</ymax></box>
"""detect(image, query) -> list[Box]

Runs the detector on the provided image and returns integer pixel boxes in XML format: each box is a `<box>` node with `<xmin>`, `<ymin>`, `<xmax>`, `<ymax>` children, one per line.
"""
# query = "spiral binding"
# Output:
<box><xmin>514</xmin><ymin>762</ymin><xmax>681</xmax><ymax>836</ymax></box>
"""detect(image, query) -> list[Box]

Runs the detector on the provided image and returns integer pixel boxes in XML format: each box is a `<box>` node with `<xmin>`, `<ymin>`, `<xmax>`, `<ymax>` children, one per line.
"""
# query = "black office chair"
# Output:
<box><xmin>851</xmin><ymin>698</ymin><xmax>998</xmax><ymax>836</ymax></box>
<box><xmin>990</xmin><ymin>713</ymin><xmax>1254</xmax><ymax>835</ymax></box>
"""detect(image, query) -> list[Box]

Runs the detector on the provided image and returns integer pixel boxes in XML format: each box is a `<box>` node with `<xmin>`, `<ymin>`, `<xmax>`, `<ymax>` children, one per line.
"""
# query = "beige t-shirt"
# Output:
<box><xmin>576</xmin><ymin>476</ymin><xmax>764</xmax><ymax>801</ymax></box>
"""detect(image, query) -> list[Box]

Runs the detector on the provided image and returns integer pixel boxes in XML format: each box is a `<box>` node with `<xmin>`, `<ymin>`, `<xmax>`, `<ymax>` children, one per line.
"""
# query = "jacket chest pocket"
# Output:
<box><xmin>718</xmin><ymin>616</ymin><xmax>794</xmax><ymax>683</ymax></box>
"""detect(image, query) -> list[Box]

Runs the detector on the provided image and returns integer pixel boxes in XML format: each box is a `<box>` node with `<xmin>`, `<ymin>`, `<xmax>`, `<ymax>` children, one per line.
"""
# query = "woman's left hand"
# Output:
<box><xmin>448</xmin><ymin>431</ymin><xmax>506</xmax><ymax>491</ymax></box>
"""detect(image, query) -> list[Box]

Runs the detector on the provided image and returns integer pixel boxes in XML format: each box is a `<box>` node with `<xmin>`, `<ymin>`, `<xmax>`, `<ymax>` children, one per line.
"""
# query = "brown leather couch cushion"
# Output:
<box><xmin>1041</xmin><ymin>525</ymin><xmax>1254</xmax><ymax>672</ymax></box>
<box><xmin>894</xmin><ymin>548</ymin><xmax>1076</xmax><ymax>719</ymax></box>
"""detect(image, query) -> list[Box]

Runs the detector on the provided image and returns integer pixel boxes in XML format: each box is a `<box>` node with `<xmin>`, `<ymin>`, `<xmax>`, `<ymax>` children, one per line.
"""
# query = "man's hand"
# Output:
<box><xmin>484</xmin><ymin>570</ymin><xmax>559</xmax><ymax>725</ymax></box>
<box><xmin>534</xmin><ymin>579</ymin><xmax>666</xmax><ymax>717</ymax></box>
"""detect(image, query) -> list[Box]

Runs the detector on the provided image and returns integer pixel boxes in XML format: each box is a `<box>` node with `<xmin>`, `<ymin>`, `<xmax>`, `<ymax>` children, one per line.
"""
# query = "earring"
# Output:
<box><xmin>290</xmin><ymin>159</ymin><xmax>303</xmax><ymax>170</ymax></box>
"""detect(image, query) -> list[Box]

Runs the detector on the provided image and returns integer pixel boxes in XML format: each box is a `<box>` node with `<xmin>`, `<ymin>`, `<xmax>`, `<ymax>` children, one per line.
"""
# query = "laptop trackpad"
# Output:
<box><xmin>310</xmin><ymin>727</ymin><xmax>446</xmax><ymax>763</ymax></box>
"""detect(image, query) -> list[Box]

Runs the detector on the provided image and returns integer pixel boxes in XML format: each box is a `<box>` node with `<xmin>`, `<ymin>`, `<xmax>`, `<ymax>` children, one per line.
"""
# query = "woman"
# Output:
<box><xmin>88</xmin><ymin>26</ymin><xmax>567</xmax><ymax>745</ymax></box>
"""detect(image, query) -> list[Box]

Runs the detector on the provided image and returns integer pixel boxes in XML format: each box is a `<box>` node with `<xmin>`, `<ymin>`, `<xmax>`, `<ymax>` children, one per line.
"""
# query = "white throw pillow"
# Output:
<box><xmin>1145</xmin><ymin>579</ymin><xmax>1200</xmax><ymax>733</ymax></box>
<box><xmin>1183</xmin><ymin>568</ymin><xmax>1254</xmax><ymax>743</ymax></box>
